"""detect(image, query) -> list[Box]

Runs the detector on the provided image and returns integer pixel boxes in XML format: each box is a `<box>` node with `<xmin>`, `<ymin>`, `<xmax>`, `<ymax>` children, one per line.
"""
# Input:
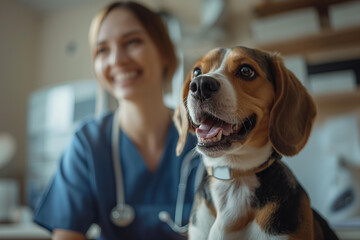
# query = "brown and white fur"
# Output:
<box><xmin>174</xmin><ymin>47</ymin><xmax>338</xmax><ymax>240</ymax></box>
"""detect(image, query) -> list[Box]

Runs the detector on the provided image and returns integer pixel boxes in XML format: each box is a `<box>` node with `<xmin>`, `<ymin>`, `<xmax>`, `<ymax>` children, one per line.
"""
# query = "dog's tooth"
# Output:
<box><xmin>198</xmin><ymin>132</ymin><xmax>223</xmax><ymax>144</ymax></box>
<box><xmin>216</xmin><ymin>130</ymin><xmax>222</xmax><ymax>141</ymax></box>
<box><xmin>196</xmin><ymin>131</ymin><xmax>202</xmax><ymax>143</ymax></box>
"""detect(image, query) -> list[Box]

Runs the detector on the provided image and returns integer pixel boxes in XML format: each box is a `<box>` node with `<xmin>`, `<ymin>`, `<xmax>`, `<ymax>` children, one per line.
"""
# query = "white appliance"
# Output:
<box><xmin>284</xmin><ymin>114</ymin><xmax>360</xmax><ymax>224</ymax></box>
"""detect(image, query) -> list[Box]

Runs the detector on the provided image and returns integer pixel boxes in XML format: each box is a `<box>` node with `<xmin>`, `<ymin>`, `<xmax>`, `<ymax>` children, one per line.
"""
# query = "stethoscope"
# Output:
<box><xmin>109</xmin><ymin>108</ymin><xmax>204</xmax><ymax>234</ymax></box>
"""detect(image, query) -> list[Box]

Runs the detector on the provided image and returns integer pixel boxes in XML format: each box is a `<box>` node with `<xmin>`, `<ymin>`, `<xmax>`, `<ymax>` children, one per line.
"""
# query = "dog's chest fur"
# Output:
<box><xmin>210</xmin><ymin>175</ymin><xmax>258</xmax><ymax>229</ymax></box>
<box><xmin>191</xmin><ymin>160</ymin><xmax>302</xmax><ymax>240</ymax></box>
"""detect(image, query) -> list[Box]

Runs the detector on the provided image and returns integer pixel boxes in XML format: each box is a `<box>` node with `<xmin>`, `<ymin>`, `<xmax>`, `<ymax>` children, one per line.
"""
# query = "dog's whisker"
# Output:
<box><xmin>246</xmin><ymin>116</ymin><xmax>253</xmax><ymax>126</ymax></box>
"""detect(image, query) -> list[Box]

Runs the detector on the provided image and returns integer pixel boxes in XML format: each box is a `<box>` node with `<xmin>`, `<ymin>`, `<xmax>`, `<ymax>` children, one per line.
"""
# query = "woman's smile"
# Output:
<box><xmin>113</xmin><ymin>70</ymin><xmax>141</xmax><ymax>88</ymax></box>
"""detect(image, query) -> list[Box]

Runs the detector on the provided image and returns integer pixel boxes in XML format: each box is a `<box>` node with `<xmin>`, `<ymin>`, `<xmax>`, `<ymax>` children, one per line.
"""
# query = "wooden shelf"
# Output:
<box><xmin>253</xmin><ymin>0</ymin><xmax>360</xmax><ymax>63</ymax></box>
<box><xmin>256</xmin><ymin>25</ymin><xmax>360</xmax><ymax>62</ymax></box>
<box><xmin>253</xmin><ymin>0</ymin><xmax>357</xmax><ymax>17</ymax></box>
<box><xmin>314</xmin><ymin>88</ymin><xmax>360</xmax><ymax>122</ymax></box>
<box><xmin>253</xmin><ymin>1</ymin><xmax>360</xmax><ymax>124</ymax></box>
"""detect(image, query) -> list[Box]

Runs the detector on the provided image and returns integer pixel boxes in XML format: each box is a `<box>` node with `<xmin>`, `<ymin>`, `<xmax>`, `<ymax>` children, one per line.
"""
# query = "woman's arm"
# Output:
<box><xmin>53</xmin><ymin>229</ymin><xmax>86</xmax><ymax>240</ymax></box>
<box><xmin>34</xmin><ymin>129</ymin><xmax>97</xmax><ymax>237</ymax></box>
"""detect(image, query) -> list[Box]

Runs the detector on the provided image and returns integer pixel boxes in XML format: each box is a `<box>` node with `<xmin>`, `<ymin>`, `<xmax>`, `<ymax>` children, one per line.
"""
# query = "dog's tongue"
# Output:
<box><xmin>196</xmin><ymin>118</ymin><xmax>232</xmax><ymax>139</ymax></box>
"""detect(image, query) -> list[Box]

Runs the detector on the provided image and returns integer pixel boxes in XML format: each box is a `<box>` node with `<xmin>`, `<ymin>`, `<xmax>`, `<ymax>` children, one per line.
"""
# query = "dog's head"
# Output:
<box><xmin>175</xmin><ymin>46</ymin><xmax>316</xmax><ymax>161</ymax></box>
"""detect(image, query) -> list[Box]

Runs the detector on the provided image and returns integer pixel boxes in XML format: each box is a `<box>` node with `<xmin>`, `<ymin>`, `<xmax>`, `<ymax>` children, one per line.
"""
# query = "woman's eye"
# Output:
<box><xmin>193</xmin><ymin>68</ymin><xmax>202</xmax><ymax>77</ymax></box>
<box><xmin>126</xmin><ymin>38</ymin><xmax>142</xmax><ymax>46</ymax></box>
<box><xmin>236</xmin><ymin>64</ymin><xmax>256</xmax><ymax>80</ymax></box>
<box><xmin>96</xmin><ymin>46</ymin><xmax>109</xmax><ymax>55</ymax></box>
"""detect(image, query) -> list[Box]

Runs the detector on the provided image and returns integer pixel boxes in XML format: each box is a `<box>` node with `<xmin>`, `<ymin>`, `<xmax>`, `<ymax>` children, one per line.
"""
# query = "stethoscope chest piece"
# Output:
<box><xmin>111</xmin><ymin>203</ymin><xmax>135</xmax><ymax>227</ymax></box>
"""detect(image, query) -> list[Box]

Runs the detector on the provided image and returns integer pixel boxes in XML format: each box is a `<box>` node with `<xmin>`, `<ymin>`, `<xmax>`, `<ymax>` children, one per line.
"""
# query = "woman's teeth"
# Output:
<box><xmin>114</xmin><ymin>72</ymin><xmax>137</xmax><ymax>83</ymax></box>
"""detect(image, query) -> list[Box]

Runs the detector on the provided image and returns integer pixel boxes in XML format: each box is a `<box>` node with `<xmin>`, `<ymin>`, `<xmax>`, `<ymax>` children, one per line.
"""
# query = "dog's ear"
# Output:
<box><xmin>269</xmin><ymin>54</ymin><xmax>317</xmax><ymax>156</ymax></box>
<box><xmin>173</xmin><ymin>72</ymin><xmax>193</xmax><ymax>156</ymax></box>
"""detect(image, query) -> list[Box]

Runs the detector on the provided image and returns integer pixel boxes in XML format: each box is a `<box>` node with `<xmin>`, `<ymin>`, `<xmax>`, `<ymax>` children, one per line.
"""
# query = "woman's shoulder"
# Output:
<box><xmin>74</xmin><ymin>111</ymin><xmax>114</xmax><ymax>140</ymax></box>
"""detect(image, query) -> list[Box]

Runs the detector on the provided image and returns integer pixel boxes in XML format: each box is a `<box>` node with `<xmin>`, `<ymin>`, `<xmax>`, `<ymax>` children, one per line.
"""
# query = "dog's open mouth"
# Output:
<box><xmin>194</xmin><ymin>113</ymin><xmax>257</xmax><ymax>150</ymax></box>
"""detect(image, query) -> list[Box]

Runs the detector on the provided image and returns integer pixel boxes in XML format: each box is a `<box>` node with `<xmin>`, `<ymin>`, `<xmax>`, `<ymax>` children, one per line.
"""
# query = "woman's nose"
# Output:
<box><xmin>109</xmin><ymin>47</ymin><xmax>129</xmax><ymax>66</ymax></box>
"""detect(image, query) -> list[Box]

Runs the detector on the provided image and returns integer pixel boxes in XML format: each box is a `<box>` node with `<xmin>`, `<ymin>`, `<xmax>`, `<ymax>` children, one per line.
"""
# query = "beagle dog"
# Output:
<box><xmin>174</xmin><ymin>47</ymin><xmax>338</xmax><ymax>240</ymax></box>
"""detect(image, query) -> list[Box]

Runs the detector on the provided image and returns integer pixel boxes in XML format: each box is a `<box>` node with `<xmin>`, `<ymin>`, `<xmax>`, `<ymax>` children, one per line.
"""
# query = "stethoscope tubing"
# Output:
<box><xmin>111</xmin><ymin>109</ymin><xmax>135</xmax><ymax>226</ymax></box>
<box><xmin>110</xmin><ymin>108</ymin><xmax>203</xmax><ymax>232</ymax></box>
<box><xmin>112</xmin><ymin>109</ymin><xmax>125</xmax><ymax>206</ymax></box>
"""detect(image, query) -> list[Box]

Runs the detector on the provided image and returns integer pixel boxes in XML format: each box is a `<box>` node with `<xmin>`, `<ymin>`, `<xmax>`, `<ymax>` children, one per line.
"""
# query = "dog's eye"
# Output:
<box><xmin>236</xmin><ymin>65</ymin><xmax>256</xmax><ymax>80</ymax></box>
<box><xmin>193</xmin><ymin>67</ymin><xmax>202</xmax><ymax>78</ymax></box>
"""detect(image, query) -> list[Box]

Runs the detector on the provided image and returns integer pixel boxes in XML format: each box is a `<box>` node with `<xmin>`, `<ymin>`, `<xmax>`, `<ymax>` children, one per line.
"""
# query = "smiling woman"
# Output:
<box><xmin>32</xmin><ymin>2</ymin><xmax>202</xmax><ymax>240</ymax></box>
<box><xmin>94</xmin><ymin>9</ymin><xmax>165</xmax><ymax>101</ymax></box>
<box><xmin>89</xmin><ymin>1</ymin><xmax>177</xmax><ymax>98</ymax></box>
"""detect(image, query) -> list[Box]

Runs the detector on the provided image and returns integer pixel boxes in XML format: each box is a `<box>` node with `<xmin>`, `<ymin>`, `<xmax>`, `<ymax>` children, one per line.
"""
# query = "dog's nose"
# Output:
<box><xmin>189</xmin><ymin>76</ymin><xmax>220</xmax><ymax>100</ymax></box>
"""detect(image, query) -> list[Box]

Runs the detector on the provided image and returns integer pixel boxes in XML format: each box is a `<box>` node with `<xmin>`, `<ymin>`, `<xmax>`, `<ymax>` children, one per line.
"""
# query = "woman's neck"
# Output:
<box><xmin>117</xmin><ymin>97</ymin><xmax>172</xmax><ymax>171</ymax></box>
<box><xmin>118</xmin><ymin>99</ymin><xmax>171</xmax><ymax>138</ymax></box>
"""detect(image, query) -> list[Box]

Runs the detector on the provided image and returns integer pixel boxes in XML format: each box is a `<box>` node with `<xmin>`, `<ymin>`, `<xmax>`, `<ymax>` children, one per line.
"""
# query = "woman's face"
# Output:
<box><xmin>94</xmin><ymin>7</ymin><xmax>165</xmax><ymax>101</ymax></box>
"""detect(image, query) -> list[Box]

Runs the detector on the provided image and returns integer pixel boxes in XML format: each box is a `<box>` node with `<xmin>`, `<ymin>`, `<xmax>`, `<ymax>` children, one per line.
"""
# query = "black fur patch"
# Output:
<box><xmin>313</xmin><ymin>210</ymin><xmax>339</xmax><ymax>240</ymax></box>
<box><xmin>253</xmin><ymin>160</ymin><xmax>303</xmax><ymax>235</ymax></box>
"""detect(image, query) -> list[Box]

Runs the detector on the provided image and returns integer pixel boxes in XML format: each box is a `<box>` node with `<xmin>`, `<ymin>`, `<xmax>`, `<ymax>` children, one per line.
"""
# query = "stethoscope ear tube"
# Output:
<box><xmin>174</xmin><ymin>148</ymin><xmax>198</xmax><ymax>226</ymax></box>
<box><xmin>158</xmin><ymin>149</ymin><xmax>204</xmax><ymax>234</ymax></box>
<box><xmin>158</xmin><ymin>211</ymin><xmax>188</xmax><ymax>236</ymax></box>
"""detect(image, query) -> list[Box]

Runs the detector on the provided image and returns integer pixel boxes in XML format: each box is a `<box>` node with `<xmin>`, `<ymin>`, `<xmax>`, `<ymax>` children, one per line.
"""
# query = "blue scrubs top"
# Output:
<box><xmin>33</xmin><ymin>112</ymin><xmax>200</xmax><ymax>240</ymax></box>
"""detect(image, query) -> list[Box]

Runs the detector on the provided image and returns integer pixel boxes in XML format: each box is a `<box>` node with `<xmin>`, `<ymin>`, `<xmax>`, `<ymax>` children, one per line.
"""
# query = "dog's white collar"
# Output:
<box><xmin>206</xmin><ymin>157</ymin><xmax>277</xmax><ymax>181</ymax></box>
